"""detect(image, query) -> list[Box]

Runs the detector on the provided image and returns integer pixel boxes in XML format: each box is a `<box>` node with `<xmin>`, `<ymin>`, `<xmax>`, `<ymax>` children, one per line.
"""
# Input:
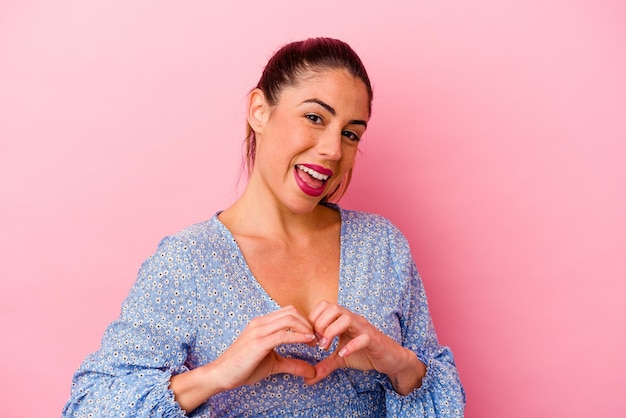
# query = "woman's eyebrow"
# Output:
<box><xmin>302</xmin><ymin>98</ymin><xmax>336</xmax><ymax>115</ymax></box>
<box><xmin>301</xmin><ymin>98</ymin><xmax>368</xmax><ymax>128</ymax></box>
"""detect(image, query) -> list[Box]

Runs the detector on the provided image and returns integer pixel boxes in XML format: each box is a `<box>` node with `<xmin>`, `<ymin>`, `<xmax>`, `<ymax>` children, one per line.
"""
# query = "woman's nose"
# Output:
<box><xmin>317</xmin><ymin>130</ymin><xmax>342</xmax><ymax>161</ymax></box>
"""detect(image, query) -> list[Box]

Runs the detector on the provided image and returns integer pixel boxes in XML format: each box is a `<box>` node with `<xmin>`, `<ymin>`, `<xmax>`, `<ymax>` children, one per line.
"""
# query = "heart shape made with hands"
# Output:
<box><xmin>225</xmin><ymin>303</ymin><xmax>422</xmax><ymax>395</ymax></box>
<box><xmin>271</xmin><ymin>305</ymin><xmax>384</xmax><ymax>386</ymax></box>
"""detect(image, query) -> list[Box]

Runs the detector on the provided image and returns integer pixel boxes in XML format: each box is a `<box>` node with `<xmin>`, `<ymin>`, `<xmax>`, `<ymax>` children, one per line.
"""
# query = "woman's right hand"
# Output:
<box><xmin>170</xmin><ymin>306</ymin><xmax>316</xmax><ymax>412</ymax></box>
<box><xmin>213</xmin><ymin>305</ymin><xmax>317</xmax><ymax>388</ymax></box>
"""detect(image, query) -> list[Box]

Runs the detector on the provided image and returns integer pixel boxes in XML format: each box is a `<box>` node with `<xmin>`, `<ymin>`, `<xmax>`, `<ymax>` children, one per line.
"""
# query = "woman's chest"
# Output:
<box><xmin>187</xmin><ymin>254</ymin><xmax>404</xmax><ymax>368</ymax></box>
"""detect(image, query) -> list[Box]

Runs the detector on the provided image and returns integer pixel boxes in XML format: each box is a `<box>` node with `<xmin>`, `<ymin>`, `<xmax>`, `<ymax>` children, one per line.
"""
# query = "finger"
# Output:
<box><xmin>264</xmin><ymin>305</ymin><xmax>313</xmax><ymax>330</ymax></box>
<box><xmin>314</xmin><ymin>313</ymin><xmax>352</xmax><ymax>350</ymax></box>
<box><xmin>304</xmin><ymin>338</ymin><xmax>319</xmax><ymax>348</ymax></box>
<box><xmin>249</xmin><ymin>310</ymin><xmax>315</xmax><ymax>340</ymax></box>
<box><xmin>256</xmin><ymin>317</ymin><xmax>314</xmax><ymax>337</ymax></box>
<box><xmin>309</xmin><ymin>301</ymin><xmax>348</xmax><ymax>330</ymax></box>
<box><xmin>336</xmin><ymin>333</ymin><xmax>370</xmax><ymax>358</ymax></box>
<box><xmin>308</xmin><ymin>299</ymin><xmax>332</xmax><ymax>324</ymax></box>
<box><xmin>250</xmin><ymin>311</ymin><xmax>317</xmax><ymax>349</ymax></box>
<box><xmin>305</xmin><ymin>334</ymin><xmax>373</xmax><ymax>386</ymax></box>
<box><xmin>253</xmin><ymin>325</ymin><xmax>316</xmax><ymax>349</ymax></box>
<box><xmin>304</xmin><ymin>354</ymin><xmax>344</xmax><ymax>386</ymax></box>
<box><xmin>308</xmin><ymin>303</ymin><xmax>345</xmax><ymax>347</ymax></box>
<box><xmin>273</xmin><ymin>355</ymin><xmax>316</xmax><ymax>380</ymax></box>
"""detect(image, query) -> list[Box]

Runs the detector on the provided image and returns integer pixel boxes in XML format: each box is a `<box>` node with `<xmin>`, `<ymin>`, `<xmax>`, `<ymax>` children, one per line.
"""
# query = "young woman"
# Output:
<box><xmin>64</xmin><ymin>37</ymin><xmax>465</xmax><ymax>417</ymax></box>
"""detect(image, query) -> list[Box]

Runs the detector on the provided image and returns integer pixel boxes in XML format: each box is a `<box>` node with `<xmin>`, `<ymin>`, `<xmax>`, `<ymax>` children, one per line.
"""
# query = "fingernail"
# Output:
<box><xmin>306</xmin><ymin>334</ymin><xmax>316</xmax><ymax>340</ymax></box>
<box><xmin>338</xmin><ymin>348</ymin><xmax>347</xmax><ymax>357</ymax></box>
<box><xmin>319</xmin><ymin>337</ymin><xmax>327</xmax><ymax>347</ymax></box>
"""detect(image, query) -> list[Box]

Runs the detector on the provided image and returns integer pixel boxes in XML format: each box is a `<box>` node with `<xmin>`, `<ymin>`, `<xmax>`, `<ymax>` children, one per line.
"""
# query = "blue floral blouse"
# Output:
<box><xmin>63</xmin><ymin>206</ymin><xmax>465</xmax><ymax>417</ymax></box>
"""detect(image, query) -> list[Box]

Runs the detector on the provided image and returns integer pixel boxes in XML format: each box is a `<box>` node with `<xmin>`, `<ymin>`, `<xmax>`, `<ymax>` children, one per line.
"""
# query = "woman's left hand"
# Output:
<box><xmin>304</xmin><ymin>300</ymin><xmax>426</xmax><ymax>395</ymax></box>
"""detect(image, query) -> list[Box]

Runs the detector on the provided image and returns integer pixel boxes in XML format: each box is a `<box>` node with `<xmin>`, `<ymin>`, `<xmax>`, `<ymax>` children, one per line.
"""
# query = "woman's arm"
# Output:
<box><xmin>385</xmin><ymin>224</ymin><xmax>465</xmax><ymax>416</ymax></box>
<box><xmin>168</xmin><ymin>305</ymin><xmax>316</xmax><ymax>413</ymax></box>
<box><xmin>63</xmin><ymin>236</ymin><xmax>198</xmax><ymax>417</ymax></box>
<box><xmin>303</xmin><ymin>217</ymin><xmax>465</xmax><ymax>417</ymax></box>
<box><xmin>64</xmin><ymin>237</ymin><xmax>317</xmax><ymax>416</ymax></box>
<box><xmin>304</xmin><ymin>300</ymin><xmax>427</xmax><ymax>394</ymax></box>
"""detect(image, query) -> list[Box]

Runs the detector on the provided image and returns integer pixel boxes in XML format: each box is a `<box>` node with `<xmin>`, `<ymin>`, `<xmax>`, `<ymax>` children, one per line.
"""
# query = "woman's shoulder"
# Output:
<box><xmin>338</xmin><ymin>206</ymin><xmax>415</xmax><ymax>269</ymax></box>
<box><xmin>339</xmin><ymin>206</ymin><xmax>401</xmax><ymax>233</ymax></box>
<box><xmin>153</xmin><ymin>212</ymin><xmax>230</xmax><ymax>252</ymax></box>
<box><xmin>337</xmin><ymin>206</ymin><xmax>409</xmax><ymax>248</ymax></box>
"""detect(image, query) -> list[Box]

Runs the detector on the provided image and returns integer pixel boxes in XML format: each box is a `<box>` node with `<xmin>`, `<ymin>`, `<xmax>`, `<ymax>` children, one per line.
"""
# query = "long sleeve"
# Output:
<box><xmin>382</xmin><ymin>223</ymin><xmax>466</xmax><ymax>417</ymax></box>
<box><xmin>63</xmin><ymin>210</ymin><xmax>465</xmax><ymax>417</ymax></box>
<box><xmin>63</xmin><ymin>236</ymin><xmax>200</xmax><ymax>417</ymax></box>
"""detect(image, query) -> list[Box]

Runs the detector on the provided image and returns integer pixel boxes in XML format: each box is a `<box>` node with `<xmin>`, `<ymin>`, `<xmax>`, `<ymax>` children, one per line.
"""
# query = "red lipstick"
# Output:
<box><xmin>294</xmin><ymin>164</ymin><xmax>334</xmax><ymax>197</ymax></box>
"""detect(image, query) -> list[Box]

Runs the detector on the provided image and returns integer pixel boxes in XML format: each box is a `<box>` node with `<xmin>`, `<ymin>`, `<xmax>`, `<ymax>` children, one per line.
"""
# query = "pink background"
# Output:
<box><xmin>1</xmin><ymin>1</ymin><xmax>625</xmax><ymax>416</ymax></box>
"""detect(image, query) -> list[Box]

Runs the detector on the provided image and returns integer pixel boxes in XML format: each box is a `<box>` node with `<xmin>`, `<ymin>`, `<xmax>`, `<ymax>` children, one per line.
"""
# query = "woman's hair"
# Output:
<box><xmin>245</xmin><ymin>37</ymin><xmax>373</xmax><ymax>202</ymax></box>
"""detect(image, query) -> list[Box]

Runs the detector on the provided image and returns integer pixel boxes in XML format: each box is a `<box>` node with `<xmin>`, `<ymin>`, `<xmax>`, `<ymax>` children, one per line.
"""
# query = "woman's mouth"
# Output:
<box><xmin>294</xmin><ymin>164</ymin><xmax>333</xmax><ymax>197</ymax></box>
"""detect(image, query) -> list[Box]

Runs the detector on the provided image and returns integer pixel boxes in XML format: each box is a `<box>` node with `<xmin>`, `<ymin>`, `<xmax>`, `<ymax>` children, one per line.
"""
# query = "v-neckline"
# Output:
<box><xmin>212</xmin><ymin>206</ymin><xmax>346</xmax><ymax>314</ymax></box>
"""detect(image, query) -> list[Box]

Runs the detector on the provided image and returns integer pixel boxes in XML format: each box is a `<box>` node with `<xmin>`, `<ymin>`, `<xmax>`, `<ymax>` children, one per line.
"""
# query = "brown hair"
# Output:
<box><xmin>245</xmin><ymin>37</ymin><xmax>373</xmax><ymax>202</ymax></box>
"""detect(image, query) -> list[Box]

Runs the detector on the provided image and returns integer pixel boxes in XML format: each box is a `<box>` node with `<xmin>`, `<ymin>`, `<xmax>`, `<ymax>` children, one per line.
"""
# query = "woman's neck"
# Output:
<box><xmin>218</xmin><ymin>185</ymin><xmax>339</xmax><ymax>243</ymax></box>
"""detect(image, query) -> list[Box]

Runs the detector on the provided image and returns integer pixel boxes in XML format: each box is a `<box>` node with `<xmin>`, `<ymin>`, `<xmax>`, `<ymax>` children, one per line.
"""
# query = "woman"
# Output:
<box><xmin>63</xmin><ymin>37</ymin><xmax>465</xmax><ymax>417</ymax></box>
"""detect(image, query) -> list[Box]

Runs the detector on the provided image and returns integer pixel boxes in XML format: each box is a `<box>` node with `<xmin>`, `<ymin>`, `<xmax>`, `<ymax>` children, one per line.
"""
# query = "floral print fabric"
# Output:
<box><xmin>63</xmin><ymin>206</ymin><xmax>465</xmax><ymax>417</ymax></box>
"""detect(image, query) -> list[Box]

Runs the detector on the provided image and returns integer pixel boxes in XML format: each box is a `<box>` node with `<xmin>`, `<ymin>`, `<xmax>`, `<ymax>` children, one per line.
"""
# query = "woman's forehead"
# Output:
<box><xmin>279</xmin><ymin>69</ymin><xmax>370</xmax><ymax>117</ymax></box>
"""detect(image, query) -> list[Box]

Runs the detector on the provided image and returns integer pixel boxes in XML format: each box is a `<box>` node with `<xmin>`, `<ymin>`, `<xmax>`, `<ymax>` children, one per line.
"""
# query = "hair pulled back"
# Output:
<box><xmin>245</xmin><ymin>37</ymin><xmax>373</xmax><ymax>202</ymax></box>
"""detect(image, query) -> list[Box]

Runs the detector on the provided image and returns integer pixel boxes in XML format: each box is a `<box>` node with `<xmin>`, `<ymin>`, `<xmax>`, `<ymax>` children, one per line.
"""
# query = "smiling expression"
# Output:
<box><xmin>248</xmin><ymin>68</ymin><xmax>370</xmax><ymax>214</ymax></box>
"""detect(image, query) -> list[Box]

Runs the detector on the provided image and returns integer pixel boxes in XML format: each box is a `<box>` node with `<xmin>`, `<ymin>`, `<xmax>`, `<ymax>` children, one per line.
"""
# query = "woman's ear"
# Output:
<box><xmin>247</xmin><ymin>88</ymin><xmax>268</xmax><ymax>135</ymax></box>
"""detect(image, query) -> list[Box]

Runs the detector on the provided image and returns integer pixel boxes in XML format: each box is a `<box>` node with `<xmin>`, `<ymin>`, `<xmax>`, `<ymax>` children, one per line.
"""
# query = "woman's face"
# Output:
<box><xmin>249</xmin><ymin>68</ymin><xmax>370</xmax><ymax>214</ymax></box>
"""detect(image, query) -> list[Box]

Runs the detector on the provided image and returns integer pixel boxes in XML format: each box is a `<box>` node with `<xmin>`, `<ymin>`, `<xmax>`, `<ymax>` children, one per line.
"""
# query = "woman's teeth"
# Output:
<box><xmin>297</xmin><ymin>165</ymin><xmax>329</xmax><ymax>181</ymax></box>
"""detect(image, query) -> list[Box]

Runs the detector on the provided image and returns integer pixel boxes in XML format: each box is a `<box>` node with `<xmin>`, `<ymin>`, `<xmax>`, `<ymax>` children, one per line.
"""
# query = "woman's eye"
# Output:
<box><xmin>342</xmin><ymin>130</ymin><xmax>361</xmax><ymax>142</ymax></box>
<box><xmin>305</xmin><ymin>114</ymin><xmax>323</xmax><ymax>124</ymax></box>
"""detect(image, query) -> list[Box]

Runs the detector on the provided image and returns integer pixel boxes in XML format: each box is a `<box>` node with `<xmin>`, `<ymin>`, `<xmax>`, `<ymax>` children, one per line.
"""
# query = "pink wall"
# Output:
<box><xmin>1</xmin><ymin>1</ymin><xmax>625</xmax><ymax>416</ymax></box>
